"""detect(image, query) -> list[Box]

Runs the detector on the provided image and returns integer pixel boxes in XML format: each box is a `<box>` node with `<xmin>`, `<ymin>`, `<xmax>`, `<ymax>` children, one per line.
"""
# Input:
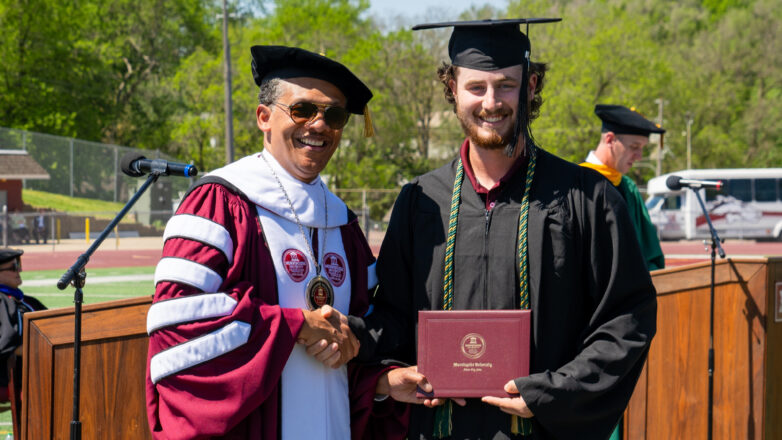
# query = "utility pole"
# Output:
<box><xmin>222</xmin><ymin>0</ymin><xmax>235</xmax><ymax>165</ymax></box>
<box><xmin>686</xmin><ymin>112</ymin><xmax>694</xmax><ymax>170</ymax></box>
<box><xmin>654</xmin><ymin>98</ymin><xmax>665</xmax><ymax>176</ymax></box>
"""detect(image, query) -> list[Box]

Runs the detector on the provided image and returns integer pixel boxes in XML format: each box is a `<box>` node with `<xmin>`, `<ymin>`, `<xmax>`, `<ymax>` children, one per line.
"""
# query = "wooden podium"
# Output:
<box><xmin>625</xmin><ymin>257</ymin><xmax>782</xmax><ymax>439</ymax></box>
<box><xmin>14</xmin><ymin>259</ymin><xmax>782</xmax><ymax>438</ymax></box>
<box><xmin>20</xmin><ymin>296</ymin><xmax>152</xmax><ymax>440</ymax></box>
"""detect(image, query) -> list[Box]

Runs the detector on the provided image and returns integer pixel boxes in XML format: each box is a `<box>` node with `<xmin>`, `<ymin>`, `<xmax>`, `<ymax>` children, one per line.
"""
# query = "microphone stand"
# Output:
<box><xmin>692</xmin><ymin>188</ymin><xmax>726</xmax><ymax>440</ymax></box>
<box><xmin>57</xmin><ymin>172</ymin><xmax>161</xmax><ymax>440</ymax></box>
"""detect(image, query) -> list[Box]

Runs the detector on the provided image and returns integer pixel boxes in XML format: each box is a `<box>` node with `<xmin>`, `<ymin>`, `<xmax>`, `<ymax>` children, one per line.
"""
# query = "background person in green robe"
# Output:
<box><xmin>580</xmin><ymin>104</ymin><xmax>666</xmax><ymax>271</ymax></box>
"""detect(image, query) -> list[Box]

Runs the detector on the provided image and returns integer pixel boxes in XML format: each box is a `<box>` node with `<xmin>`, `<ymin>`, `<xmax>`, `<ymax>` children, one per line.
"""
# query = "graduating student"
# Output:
<box><xmin>348</xmin><ymin>19</ymin><xmax>658</xmax><ymax>440</ymax></box>
<box><xmin>146</xmin><ymin>45</ymin><xmax>405</xmax><ymax>440</ymax></box>
<box><xmin>581</xmin><ymin>104</ymin><xmax>666</xmax><ymax>270</ymax></box>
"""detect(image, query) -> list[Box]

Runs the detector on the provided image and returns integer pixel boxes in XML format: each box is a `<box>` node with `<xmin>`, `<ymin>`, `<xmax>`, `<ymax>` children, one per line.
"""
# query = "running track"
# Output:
<box><xmin>23</xmin><ymin>249</ymin><xmax>162</xmax><ymax>271</ymax></box>
<box><xmin>20</xmin><ymin>240</ymin><xmax>782</xmax><ymax>272</ymax></box>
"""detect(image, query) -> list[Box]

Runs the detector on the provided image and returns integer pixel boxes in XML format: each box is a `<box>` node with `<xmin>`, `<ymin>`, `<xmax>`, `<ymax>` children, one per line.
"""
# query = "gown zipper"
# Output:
<box><xmin>483</xmin><ymin>208</ymin><xmax>492</xmax><ymax>308</ymax></box>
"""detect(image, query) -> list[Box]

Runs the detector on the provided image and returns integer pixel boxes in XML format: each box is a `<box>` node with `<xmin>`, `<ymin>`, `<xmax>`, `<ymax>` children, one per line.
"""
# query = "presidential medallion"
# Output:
<box><xmin>306</xmin><ymin>275</ymin><xmax>334</xmax><ymax>310</ymax></box>
<box><xmin>261</xmin><ymin>152</ymin><xmax>335</xmax><ymax>311</ymax></box>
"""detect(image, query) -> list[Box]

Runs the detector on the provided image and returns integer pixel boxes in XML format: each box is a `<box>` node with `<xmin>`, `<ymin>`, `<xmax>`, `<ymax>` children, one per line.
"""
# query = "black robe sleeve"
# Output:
<box><xmin>517</xmin><ymin>160</ymin><xmax>657</xmax><ymax>440</ymax></box>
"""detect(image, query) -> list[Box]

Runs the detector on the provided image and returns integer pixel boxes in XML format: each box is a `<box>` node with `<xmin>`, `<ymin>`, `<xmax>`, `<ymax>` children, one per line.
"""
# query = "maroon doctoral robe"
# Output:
<box><xmin>146</xmin><ymin>180</ymin><xmax>407</xmax><ymax>439</ymax></box>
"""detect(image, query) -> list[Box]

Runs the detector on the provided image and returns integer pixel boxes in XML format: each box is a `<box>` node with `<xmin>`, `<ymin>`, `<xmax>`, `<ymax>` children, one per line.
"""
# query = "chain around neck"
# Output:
<box><xmin>260</xmin><ymin>151</ymin><xmax>328</xmax><ymax>275</ymax></box>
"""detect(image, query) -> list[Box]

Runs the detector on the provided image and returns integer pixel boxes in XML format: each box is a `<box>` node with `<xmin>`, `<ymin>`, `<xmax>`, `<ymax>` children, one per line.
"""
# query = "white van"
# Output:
<box><xmin>645</xmin><ymin>169</ymin><xmax>782</xmax><ymax>240</ymax></box>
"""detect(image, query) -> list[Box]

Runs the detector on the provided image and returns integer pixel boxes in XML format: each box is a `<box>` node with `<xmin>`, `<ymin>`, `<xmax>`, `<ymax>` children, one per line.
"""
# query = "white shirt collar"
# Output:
<box><xmin>585</xmin><ymin>151</ymin><xmax>604</xmax><ymax>166</ymax></box>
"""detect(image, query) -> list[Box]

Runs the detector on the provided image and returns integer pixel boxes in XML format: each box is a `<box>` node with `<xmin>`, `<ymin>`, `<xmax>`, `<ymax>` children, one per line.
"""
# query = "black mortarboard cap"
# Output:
<box><xmin>595</xmin><ymin>104</ymin><xmax>666</xmax><ymax>136</ymax></box>
<box><xmin>412</xmin><ymin>18</ymin><xmax>561</xmax><ymax>71</ymax></box>
<box><xmin>0</xmin><ymin>248</ymin><xmax>23</xmax><ymax>265</ymax></box>
<box><xmin>250</xmin><ymin>45</ymin><xmax>372</xmax><ymax>116</ymax></box>
<box><xmin>413</xmin><ymin>18</ymin><xmax>561</xmax><ymax>156</ymax></box>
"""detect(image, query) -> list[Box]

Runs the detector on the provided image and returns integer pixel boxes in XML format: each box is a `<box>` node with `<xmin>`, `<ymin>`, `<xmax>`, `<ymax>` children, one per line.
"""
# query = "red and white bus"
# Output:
<box><xmin>645</xmin><ymin>169</ymin><xmax>782</xmax><ymax>241</ymax></box>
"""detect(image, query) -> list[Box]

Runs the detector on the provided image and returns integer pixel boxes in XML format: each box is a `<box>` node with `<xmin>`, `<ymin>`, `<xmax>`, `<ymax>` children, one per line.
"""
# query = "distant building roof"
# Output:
<box><xmin>0</xmin><ymin>149</ymin><xmax>50</xmax><ymax>180</ymax></box>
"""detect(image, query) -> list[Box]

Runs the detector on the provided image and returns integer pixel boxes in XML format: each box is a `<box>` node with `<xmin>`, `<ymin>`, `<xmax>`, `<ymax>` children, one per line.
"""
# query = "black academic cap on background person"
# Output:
<box><xmin>412</xmin><ymin>18</ymin><xmax>561</xmax><ymax>156</ymax></box>
<box><xmin>0</xmin><ymin>248</ymin><xmax>23</xmax><ymax>265</ymax></box>
<box><xmin>595</xmin><ymin>104</ymin><xmax>666</xmax><ymax>137</ymax></box>
<box><xmin>250</xmin><ymin>45</ymin><xmax>374</xmax><ymax>136</ymax></box>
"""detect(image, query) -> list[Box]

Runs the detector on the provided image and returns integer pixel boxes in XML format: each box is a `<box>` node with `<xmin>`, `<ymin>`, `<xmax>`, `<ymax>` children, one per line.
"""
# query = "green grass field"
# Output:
<box><xmin>0</xmin><ymin>266</ymin><xmax>156</xmax><ymax>433</ymax></box>
<box><xmin>20</xmin><ymin>266</ymin><xmax>156</xmax><ymax>308</ymax></box>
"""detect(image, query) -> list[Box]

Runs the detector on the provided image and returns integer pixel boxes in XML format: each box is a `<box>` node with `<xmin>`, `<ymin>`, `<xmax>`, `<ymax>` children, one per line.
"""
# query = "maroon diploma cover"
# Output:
<box><xmin>416</xmin><ymin>310</ymin><xmax>530</xmax><ymax>398</ymax></box>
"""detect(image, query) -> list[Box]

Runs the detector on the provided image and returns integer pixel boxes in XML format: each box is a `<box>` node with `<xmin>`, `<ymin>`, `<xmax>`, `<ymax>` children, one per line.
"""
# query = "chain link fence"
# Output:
<box><xmin>0</xmin><ymin>127</ymin><xmax>196</xmax><ymax>246</ymax></box>
<box><xmin>1</xmin><ymin>190</ymin><xmax>399</xmax><ymax>248</ymax></box>
<box><xmin>0</xmin><ymin>126</ymin><xmax>192</xmax><ymax>203</ymax></box>
<box><xmin>1</xmin><ymin>126</ymin><xmax>403</xmax><ymax>248</ymax></box>
<box><xmin>332</xmin><ymin>188</ymin><xmax>398</xmax><ymax>247</ymax></box>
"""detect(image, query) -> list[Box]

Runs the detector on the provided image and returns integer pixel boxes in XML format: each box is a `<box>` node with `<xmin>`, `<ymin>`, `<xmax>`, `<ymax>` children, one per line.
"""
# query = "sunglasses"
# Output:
<box><xmin>274</xmin><ymin>102</ymin><xmax>350</xmax><ymax>130</ymax></box>
<box><xmin>0</xmin><ymin>260</ymin><xmax>21</xmax><ymax>273</ymax></box>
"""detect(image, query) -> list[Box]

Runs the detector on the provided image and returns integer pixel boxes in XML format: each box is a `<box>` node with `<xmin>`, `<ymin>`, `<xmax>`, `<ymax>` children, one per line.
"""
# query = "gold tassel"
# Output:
<box><xmin>363</xmin><ymin>104</ymin><xmax>375</xmax><ymax>138</ymax></box>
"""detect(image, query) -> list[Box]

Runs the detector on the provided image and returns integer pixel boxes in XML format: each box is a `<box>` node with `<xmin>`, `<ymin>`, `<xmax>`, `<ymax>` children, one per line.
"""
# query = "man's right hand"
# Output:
<box><xmin>298</xmin><ymin>305</ymin><xmax>360</xmax><ymax>368</ymax></box>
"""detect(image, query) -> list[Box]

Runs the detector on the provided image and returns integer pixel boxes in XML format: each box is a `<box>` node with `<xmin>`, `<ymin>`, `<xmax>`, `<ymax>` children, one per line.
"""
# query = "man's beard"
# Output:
<box><xmin>456</xmin><ymin>107</ymin><xmax>513</xmax><ymax>150</ymax></box>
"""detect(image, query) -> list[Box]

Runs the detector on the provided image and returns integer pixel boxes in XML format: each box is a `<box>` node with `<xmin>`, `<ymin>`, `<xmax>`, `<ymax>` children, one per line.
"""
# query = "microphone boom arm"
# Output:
<box><xmin>57</xmin><ymin>173</ymin><xmax>160</xmax><ymax>289</ymax></box>
<box><xmin>56</xmin><ymin>171</ymin><xmax>160</xmax><ymax>440</ymax></box>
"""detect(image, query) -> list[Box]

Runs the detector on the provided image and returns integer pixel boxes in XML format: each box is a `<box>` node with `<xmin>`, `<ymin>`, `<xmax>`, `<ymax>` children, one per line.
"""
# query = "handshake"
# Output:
<box><xmin>297</xmin><ymin>305</ymin><xmax>359</xmax><ymax>368</ymax></box>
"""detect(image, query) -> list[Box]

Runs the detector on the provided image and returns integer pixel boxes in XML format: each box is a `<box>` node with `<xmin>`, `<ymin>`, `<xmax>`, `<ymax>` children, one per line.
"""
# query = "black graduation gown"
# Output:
<box><xmin>352</xmin><ymin>148</ymin><xmax>657</xmax><ymax>439</ymax></box>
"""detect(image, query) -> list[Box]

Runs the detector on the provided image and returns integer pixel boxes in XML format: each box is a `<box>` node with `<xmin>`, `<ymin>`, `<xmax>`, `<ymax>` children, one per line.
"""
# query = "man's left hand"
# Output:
<box><xmin>481</xmin><ymin>380</ymin><xmax>534</xmax><ymax>418</ymax></box>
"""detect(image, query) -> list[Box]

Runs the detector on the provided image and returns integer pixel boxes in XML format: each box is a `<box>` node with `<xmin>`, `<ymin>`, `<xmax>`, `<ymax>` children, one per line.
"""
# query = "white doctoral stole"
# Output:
<box><xmin>209</xmin><ymin>150</ymin><xmax>351</xmax><ymax>440</ymax></box>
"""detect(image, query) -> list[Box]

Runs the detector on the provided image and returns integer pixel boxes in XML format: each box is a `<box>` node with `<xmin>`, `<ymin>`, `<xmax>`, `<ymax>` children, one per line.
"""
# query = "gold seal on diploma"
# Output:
<box><xmin>460</xmin><ymin>333</ymin><xmax>486</xmax><ymax>359</ymax></box>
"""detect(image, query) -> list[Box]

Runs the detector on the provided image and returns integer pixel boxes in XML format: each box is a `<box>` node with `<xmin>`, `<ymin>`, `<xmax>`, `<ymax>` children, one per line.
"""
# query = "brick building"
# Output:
<box><xmin>0</xmin><ymin>150</ymin><xmax>50</xmax><ymax>211</ymax></box>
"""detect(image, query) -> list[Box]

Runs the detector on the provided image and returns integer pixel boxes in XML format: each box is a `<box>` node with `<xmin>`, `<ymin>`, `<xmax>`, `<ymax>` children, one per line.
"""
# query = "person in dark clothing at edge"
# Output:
<box><xmin>344</xmin><ymin>18</ymin><xmax>658</xmax><ymax>440</ymax></box>
<box><xmin>0</xmin><ymin>248</ymin><xmax>46</xmax><ymax>402</ymax></box>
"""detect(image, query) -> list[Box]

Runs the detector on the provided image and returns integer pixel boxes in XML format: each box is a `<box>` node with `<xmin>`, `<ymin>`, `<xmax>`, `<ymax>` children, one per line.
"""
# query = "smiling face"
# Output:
<box><xmin>256</xmin><ymin>77</ymin><xmax>347</xmax><ymax>182</ymax></box>
<box><xmin>449</xmin><ymin>65</ymin><xmax>535</xmax><ymax>151</ymax></box>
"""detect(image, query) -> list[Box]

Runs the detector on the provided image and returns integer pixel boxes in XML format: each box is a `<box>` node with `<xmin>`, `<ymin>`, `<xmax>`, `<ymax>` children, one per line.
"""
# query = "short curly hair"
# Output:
<box><xmin>257</xmin><ymin>78</ymin><xmax>284</xmax><ymax>105</ymax></box>
<box><xmin>436</xmin><ymin>61</ymin><xmax>547</xmax><ymax>121</ymax></box>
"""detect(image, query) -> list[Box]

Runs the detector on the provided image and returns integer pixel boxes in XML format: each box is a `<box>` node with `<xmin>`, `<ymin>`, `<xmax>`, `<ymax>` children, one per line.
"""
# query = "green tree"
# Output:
<box><xmin>0</xmin><ymin>0</ymin><xmax>216</xmax><ymax>148</ymax></box>
<box><xmin>165</xmin><ymin>48</ymin><xmax>225</xmax><ymax>172</ymax></box>
<box><xmin>4</xmin><ymin>0</ymin><xmax>779</xmax><ymax>193</ymax></box>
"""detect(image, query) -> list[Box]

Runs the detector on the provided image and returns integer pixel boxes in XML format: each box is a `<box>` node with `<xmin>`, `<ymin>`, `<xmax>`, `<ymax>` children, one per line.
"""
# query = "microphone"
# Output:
<box><xmin>121</xmin><ymin>152</ymin><xmax>197</xmax><ymax>178</ymax></box>
<box><xmin>666</xmin><ymin>175</ymin><xmax>723</xmax><ymax>190</ymax></box>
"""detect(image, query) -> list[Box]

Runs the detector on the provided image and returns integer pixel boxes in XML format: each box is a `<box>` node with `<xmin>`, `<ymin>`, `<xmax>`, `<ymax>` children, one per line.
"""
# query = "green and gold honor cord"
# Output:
<box><xmin>435</xmin><ymin>145</ymin><xmax>537</xmax><ymax>438</ymax></box>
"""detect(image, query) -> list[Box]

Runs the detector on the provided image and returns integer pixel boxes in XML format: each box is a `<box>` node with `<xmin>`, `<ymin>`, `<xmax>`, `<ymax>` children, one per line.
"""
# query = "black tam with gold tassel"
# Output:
<box><xmin>413</xmin><ymin>18</ymin><xmax>560</xmax><ymax>158</ymax></box>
